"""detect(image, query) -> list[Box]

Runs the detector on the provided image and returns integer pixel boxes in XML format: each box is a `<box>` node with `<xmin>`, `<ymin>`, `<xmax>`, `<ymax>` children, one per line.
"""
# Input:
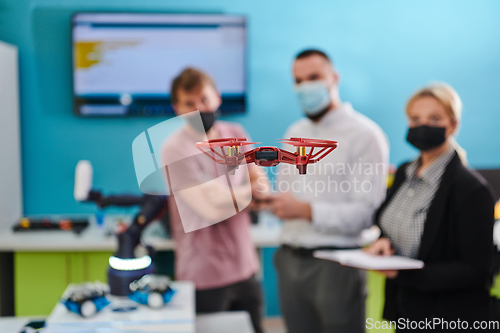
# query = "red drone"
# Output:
<box><xmin>196</xmin><ymin>137</ymin><xmax>338</xmax><ymax>175</ymax></box>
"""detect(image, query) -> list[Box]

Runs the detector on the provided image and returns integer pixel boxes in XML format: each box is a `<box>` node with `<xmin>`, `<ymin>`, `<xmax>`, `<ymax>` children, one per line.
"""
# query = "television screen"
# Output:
<box><xmin>72</xmin><ymin>13</ymin><xmax>246</xmax><ymax>116</ymax></box>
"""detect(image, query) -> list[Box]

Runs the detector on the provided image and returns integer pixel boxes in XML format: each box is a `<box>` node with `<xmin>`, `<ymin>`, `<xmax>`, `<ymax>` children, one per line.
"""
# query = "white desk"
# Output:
<box><xmin>0</xmin><ymin>317</ymin><xmax>30</xmax><ymax>332</ymax></box>
<box><xmin>0</xmin><ymin>316</ymin><xmax>45</xmax><ymax>333</ymax></box>
<box><xmin>0</xmin><ymin>312</ymin><xmax>254</xmax><ymax>333</ymax></box>
<box><xmin>45</xmin><ymin>281</ymin><xmax>195</xmax><ymax>333</ymax></box>
<box><xmin>196</xmin><ymin>312</ymin><xmax>254</xmax><ymax>333</ymax></box>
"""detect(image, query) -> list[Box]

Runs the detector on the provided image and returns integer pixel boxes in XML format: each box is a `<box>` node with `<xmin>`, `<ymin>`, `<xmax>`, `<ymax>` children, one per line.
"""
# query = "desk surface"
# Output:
<box><xmin>45</xmin><ymin>281</ymin><xmax>195</xmax><ymax>332</ymax></box>
<box><xmin>0</xmin><ymin>317</ymin><xmax>31</xmax><ymax>332</ymax></box>
<box><xmin>0</xmin><ymin>212</ymin><xmax>283</xmax><ymax>252</ymax></box>
<box><xmin>0</xmin><ymin>312</ymin><xmax>254</xmax><ymax>333</ymax></box>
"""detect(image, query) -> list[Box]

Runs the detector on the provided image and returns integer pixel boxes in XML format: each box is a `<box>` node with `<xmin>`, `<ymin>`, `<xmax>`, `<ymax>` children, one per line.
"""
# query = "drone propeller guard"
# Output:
<box><xmin>132</xmin><ymin>113</ymin><xmax>253</xmax><ymax>232</ymax></box>
<box><xmin>196</xmin><ymin>137</ymin><xmax>338</xmax><ymax>175</ymax></box>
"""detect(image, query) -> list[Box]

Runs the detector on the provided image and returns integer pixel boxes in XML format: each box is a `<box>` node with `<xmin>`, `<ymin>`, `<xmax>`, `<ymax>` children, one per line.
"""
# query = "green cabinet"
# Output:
<box><xmin>366</xmin><ymin>271</ymin><xmax>393</xmax><ymax>332</ymax></box>
<box><xmin>491</xmin><ymin>274</ymin><xmax>500</xmax><ymax>299</ymax></box>
<box><xmin>14</xmin><ymin>251</ymin><xmax>112</xmax><ymax>316</ymax></box>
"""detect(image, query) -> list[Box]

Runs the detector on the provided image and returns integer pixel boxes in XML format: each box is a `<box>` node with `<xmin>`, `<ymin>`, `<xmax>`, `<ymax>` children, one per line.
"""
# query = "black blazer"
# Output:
<box><xmin>375</xmin><ymin>152</ymin><xmax>496</xmax><ymax>324</ymax></box>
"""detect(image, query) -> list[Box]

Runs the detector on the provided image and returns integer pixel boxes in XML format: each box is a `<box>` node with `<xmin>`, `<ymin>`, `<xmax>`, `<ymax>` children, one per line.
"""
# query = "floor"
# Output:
<box><xmin>263</xmin><ymin>317</ymin><xmax>286</xmax><ymax>333</ymax></box>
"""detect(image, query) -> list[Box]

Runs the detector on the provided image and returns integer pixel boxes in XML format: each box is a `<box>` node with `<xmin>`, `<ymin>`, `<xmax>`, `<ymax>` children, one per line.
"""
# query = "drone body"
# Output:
<box><xmin>196</xmin><ymin>137</ymin><xmax>338</xmax><ymax>175</ymax></box>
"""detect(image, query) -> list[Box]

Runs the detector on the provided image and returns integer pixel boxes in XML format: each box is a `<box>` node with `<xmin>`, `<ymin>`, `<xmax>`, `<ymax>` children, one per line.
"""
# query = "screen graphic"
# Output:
<box><xmin>72</xmin><ymin>13</ymin><xmax>246</xmax><ymax>116</ymax></box>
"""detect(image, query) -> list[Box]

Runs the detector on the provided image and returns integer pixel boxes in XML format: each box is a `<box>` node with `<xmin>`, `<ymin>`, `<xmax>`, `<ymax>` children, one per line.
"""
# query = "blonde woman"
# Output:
<box><xmin>366</xmin><ymin>83</ymin><xmax>496</xmax><ymax>331</ymax></box>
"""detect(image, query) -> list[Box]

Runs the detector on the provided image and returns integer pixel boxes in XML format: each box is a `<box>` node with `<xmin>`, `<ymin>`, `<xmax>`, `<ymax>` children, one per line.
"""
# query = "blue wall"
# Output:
<box><xmin>1</xmin><ymin>0</ymin><xmax>500</xmax><ymax>215</ymax></box>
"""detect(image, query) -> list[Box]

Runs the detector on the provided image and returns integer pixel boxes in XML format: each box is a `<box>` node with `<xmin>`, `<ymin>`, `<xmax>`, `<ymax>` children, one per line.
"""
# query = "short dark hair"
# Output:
<box><xmin>295</xmin><ymin>49</ymin><xmax>332</xmax><ymax>63</ymax></box>
<box><xmin>170</xmin><ymin>67</ymin><xmax>216</xmax><ymax>104</ymax></box>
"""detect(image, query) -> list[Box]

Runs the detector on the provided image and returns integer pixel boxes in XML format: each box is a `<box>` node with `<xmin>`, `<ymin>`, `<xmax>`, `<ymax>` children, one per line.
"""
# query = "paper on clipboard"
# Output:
<box><xmin>314</xmin><ymin>249</ymin><xmax>424</xmax><ymax>270</ymax></box>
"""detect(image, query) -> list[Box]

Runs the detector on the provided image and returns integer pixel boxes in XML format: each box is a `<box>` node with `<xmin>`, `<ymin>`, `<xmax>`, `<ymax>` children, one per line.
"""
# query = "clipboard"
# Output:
<box><xmin>314</xmin><ymin>249</ymin><xmax>424</xmax><ymax>270</ymax></box>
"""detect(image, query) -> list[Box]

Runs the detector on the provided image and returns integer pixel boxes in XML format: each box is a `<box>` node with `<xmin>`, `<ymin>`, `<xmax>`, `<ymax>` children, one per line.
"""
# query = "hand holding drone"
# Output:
<box><xmin>196</xmin><ymin>137</ymin><xmax>338</xmax><ymax>175</ymax></box>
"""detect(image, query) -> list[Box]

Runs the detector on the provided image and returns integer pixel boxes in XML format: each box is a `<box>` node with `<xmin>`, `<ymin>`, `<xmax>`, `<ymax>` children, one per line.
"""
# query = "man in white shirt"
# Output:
<box><xmin>269</xmin><ymin>50</ymin><xmax>389</xmax><ymax>333</ymax></box>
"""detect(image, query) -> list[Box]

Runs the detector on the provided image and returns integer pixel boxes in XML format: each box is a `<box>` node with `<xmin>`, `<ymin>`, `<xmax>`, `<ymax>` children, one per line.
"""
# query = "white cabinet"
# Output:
<box><xmin>0</xmin><ymin>41</ymin><xmax>22</xmax><ymax>232</ymax></box>
<box><xmin>0</xmin><ymin>41</ymin><xmax>21</xmax><ymax>316</ymax></box>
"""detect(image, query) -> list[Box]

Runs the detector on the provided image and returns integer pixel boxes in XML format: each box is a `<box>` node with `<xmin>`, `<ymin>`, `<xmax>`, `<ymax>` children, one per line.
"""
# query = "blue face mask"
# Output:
<box><xmin>294</xmin><ymin>80</ymin><xmax>331</xmax><ymax>116</ymax></box>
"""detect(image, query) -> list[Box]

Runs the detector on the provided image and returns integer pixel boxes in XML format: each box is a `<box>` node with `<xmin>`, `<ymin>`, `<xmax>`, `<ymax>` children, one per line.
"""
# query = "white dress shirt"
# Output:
<box><xmin>278</xmin><ymin>102</ymin><xmax>389</xmax><ymax>248</ymax></box>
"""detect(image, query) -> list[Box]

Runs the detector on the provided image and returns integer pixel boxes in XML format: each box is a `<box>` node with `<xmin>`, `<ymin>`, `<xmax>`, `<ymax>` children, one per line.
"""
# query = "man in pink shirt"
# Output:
<box><xmin>161</xmin><ymin>68</ymin><xmax>267</xmax><ymax>333</ymax></box>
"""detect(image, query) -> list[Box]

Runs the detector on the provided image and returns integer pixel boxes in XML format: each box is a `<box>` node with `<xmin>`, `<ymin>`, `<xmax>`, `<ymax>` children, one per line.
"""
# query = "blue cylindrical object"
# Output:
<box><xmin>108</xmin><ymin>264</ymin><xmax>155</xmax><ymax>296</ymax></box>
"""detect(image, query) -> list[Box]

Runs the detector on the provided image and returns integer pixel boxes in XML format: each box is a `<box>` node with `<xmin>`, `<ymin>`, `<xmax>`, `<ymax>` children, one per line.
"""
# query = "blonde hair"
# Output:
<box><xmin>406</xmin><ymin>82</ymin><xmax>467</xmax><ymax>165</ymax></box>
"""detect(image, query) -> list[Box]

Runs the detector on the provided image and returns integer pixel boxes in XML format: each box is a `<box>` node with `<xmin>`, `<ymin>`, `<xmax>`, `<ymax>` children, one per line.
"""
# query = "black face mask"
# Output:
<box><xmin>305</xmin><ymin>105</ymin><xmax>330</xmax><ymax>122</ymax></box>
<box><xmin>406</xmin><ymin>125</ymin><xmax>446</xmax><ymax>151</ymax></box>
<box><xmin>186</xmin><ymin>110</ymin><xmax>218</xmax><ymax>133</ymax></box>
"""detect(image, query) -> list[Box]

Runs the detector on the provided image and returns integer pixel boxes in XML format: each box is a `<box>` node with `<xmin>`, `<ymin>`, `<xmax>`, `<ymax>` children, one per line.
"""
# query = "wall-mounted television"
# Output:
<box><xmin>72</xmin><ymin>13</ymin><xmax>247</xmax><ymax>116</ymax></box>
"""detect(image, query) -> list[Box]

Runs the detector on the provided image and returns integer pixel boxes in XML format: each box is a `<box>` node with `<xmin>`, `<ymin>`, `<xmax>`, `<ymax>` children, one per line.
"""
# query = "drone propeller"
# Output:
<box><xmin>278</xmin><ymin>137</ymin><xmax>338</xmax><ymax>148</ymax></box>
<box><xmin>278</xmin><ymin>137</ymin><xmax>335</xmax><ymax>143</ymax></box>
<box><xmin>277</xmin><ymin>137</ymin><xmax>339</xmax><ymax>174</ymax></box>
<box><xmin>196</xmin><ymin>137</ymin><xmax>261</xmax><ymax>148</ymax></box>
<box><xmin>196</xmin><ymin>137</ymin><xmax>261</xmax><ymax>171</ymax></box>
<box><xmin>204</xmin><ymin>137</ymin><xmax>247</xmax><ymax>143</ymax></box>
